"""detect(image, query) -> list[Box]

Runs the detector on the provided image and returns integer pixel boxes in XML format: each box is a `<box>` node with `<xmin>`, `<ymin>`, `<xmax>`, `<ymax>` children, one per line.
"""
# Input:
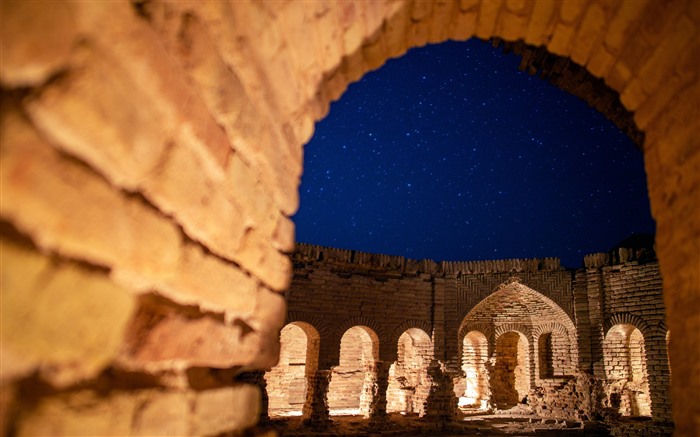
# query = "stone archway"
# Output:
<box><xmin>459</xmin><ymin>282</ymin><xmax>577</xmax><ymax>410</ymax></box>
<box><xmin>386</xmin><ymin>328</ymin><xmax>432</xmax><ymax>416</ymax></box>
<box><xmin>492</xmin><ymin>331</ymin><xmax>530</xmax><ymax>408</ymax></box>
<box><xmin>458</xmin><ymin>330</ymin><xmax>490</xmax><ymax>410</ymax></box>
<box><xmin>265</xmin><ymin>322</ymin><xmax>320</xmax><ymax>418</ymax></box>
<box><xmin>328</xmin><ymin>325</ymin><xmax>379</xmax><ymax>417</ymax></box>
<box><xmin>603</xmin><ymin>324</ymin><xmax>652</xmax><ymax>417</ymax></box>
<box><xmin>2</xmin><ymin>1</ymin><xmax>699</xmax><ymax>434</ymax></box>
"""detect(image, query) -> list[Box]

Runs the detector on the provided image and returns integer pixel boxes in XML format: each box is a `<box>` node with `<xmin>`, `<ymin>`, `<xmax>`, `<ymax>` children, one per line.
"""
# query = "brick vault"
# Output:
<box><xmin>1</xmin><ymin>0</ymin><xmax>698</xmax><ymax>435</ymax></box>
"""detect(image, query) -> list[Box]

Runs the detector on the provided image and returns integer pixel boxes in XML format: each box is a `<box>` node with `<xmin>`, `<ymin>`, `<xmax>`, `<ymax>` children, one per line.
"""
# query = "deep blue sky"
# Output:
<box><xmin>293</xmin><ymin>39</ymin><xmax>655</xmax><ymax>268</ymax></box>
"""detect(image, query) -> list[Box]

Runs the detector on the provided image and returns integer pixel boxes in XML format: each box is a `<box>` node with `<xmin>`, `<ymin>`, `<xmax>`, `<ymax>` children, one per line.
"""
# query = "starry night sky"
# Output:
<box><xmin>293</xmin><ymin>40</ymin><xmax>655</xmax><ymax>268</ymax></box>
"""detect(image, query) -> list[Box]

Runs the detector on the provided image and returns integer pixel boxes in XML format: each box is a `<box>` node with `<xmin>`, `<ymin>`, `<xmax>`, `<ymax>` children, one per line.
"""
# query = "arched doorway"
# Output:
<box><xmin>265</xmin><ymin>322</ymin><xmax>320</xmax><ymax>417</ymax></box>
<box><xmin>603</xmin><ymin>324</ymin><xmax>651</xmax><ymax>417</ymax></box>
<box><xmin>492</xmin><ymin>331</ymin><xmax>530</xmax><ymax>408</ymax></box>
<box><xmin>458</xmin><ymin>330</ymin><xmax>490</xmax><ymax>410</ymax></box>
<box><xmin>459</xmin><ymin>282</ymin><xmax>577</xmax><ymax>409</ymax></box>
<box><xmin>386</xmin><ymin>328</ymin><xmax>432</xmax><ymax>415</ymax></box>
<box><xmin>328</xmin><ymin>326</ymin><xmax>379</xmax><ymax>416</ymax></box>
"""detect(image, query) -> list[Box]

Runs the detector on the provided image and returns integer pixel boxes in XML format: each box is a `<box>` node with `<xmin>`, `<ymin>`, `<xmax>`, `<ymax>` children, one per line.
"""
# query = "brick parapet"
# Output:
<box><xmin>294</xmin><ymin>243</ymin><xmax>563</xmax><ymax>275</ymax></box>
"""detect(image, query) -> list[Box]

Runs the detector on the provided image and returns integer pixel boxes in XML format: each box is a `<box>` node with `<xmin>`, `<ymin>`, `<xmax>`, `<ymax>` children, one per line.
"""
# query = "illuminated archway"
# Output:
<box><xmin>492</xmin><ymin>331</ymin><xmax>530</xmax><ymax>408</ymax></box>
<box><xmin>386</xmin><ymin>328</ymin><xmax>432</xmax><ymax>415</ymax></box>
<box><xmin>265</xmin><ymin>322</ymin><xmax>320</xmax><ymax>417</ymax></box>
<box><xmin>603</xmin><ymin>324</ymin><xmax>651</xmax><ymax>417</ymax></box>
<box><xmin>328</xmin><ymin>326</ymin><xmax>379</xmax><ymax>416</ymax></box>
<box><xmin>458</xmin><ymin>330</ymin><xmax>490</xmax><ymax>410</ymax></box>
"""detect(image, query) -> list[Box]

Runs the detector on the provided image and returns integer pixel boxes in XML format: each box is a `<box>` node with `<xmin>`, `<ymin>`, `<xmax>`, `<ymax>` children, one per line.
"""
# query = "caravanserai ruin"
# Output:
<box><xmin>1</xmin><ymin>0</ymin><xmax>698</xmax><ymax>435</ymax></box>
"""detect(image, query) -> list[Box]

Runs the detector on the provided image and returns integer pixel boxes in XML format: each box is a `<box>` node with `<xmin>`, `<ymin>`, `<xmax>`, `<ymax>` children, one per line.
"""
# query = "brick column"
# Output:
<box><xmin>368</xmin><ymin>361</ymin><xmax>392</xmax><ymax>422</ymax></box>
<box><xmin>573</xmin><ymin>269</ymin><xmax>594</xmax><ymax>372</ymax></box>
<box><xmin>583</xmin><ymin>257</ymin><xmax>607</xmax><ymax>378</ymax></box>
<box><xmin>645</xmin><ymin>333</ymin><xmax>673</xmax><ymax>422</ymax></box>
<box><xmin>302</xmin><ymin>369</ymin><xmax>331</xmax><ymax>426</ymax></box>
<box><xmin>424</xmin><ymin>360</ymin><xmax>457</xmax><ymax>421</ymax></box>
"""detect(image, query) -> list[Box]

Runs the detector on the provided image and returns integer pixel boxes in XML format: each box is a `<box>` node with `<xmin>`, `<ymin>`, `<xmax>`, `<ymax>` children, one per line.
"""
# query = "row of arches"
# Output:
<box><xmin>265</xmin><ymin>324</ymin><xmax>433</xmax><ymax>417</ymax></box>
<box><xmin>265</xmin><ymin>320</ymin><xmax>661</xmax><ymax>420</ymax></box>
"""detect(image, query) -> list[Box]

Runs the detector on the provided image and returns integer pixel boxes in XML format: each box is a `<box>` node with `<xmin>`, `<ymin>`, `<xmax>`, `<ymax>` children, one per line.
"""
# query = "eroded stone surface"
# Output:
<box><xmin>1</xmin><ymin>0</ymin><xmax>698</xmax><ymax>434</ymax></box>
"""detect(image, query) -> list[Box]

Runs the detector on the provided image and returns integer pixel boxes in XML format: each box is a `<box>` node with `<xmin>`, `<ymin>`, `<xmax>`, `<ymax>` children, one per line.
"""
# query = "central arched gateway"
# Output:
<box><xmin>458</xmin><ymin>281</ymin><xmax>577</xmax><ymax>410</ymax></box>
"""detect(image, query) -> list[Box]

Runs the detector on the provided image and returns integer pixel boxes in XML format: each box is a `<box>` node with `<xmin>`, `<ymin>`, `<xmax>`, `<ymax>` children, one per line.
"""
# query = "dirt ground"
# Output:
<box><xmin>263</xmin><ymin>412</ymin><xmax>612</xmax><ymax>436</ymax></box>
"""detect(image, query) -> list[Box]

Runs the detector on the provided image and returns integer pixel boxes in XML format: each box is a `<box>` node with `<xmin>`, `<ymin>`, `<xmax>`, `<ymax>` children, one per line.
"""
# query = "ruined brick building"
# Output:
<box><xmin>263</xmin><ymin>242</ymin><xmax>670</xmax><ymax>432</ymax></box>
<box><xmin>1</xmin><ymin>0</ymin><xmax>698</xmax><ymax>436</ymax></box>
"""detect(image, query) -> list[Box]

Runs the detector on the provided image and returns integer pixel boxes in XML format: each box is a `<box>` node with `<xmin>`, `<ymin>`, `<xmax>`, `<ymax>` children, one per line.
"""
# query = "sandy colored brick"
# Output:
<box><xmin>476</xmin><ymin>0</ymin><xmax>502</xmax><ymax>39</ymax></box>
<box><xmin>383</xmin><ymin>4</ymin><xmax>410</xmax><ymax>59</ymax></box>
<box><xmin>452</xmin><ymin>10</ymin><xmax>478</xmax><ymax>41</ymax></box>
<box><xmin>637</xmin><ymin>17</ymin><xmax>696</xmax><ymax>96</ymax></box>
<box><xmin>144</xmin><ymin>135</ymin><xmax>245</xmax><ymax>261</ymax></box>
<box><xmin>238</xmin><ymin>228</ymin><xmax>293</xmax><ymax>292</ymax></box>
<box><xmin>604</xmin><ymin>0</ymin><xmax>648</xmax><ymax>53</ymax></box>
<box><xmin>24</xmin><ymin>46</ymin><xmax>170</xmax><ymax>191</ymax></box>
<box><xmin>547</xmin><ymin>23</ymin><xmax>575</xmax><ymax>56</ymax></box>
<box><xmin>498</xmin><ymin>6</ymin><xmax>530</xmax><ymax>42</ymax></box>
<box><xmin>1</xmin><ymin>239</ymin><xmax>135</xmax><ymax>387</ymax></box>
<box><xmin>429</xmin><ymin>0</ymin><xmax>456</xmax><ymax>44</ymax></box>
<box><xmin>0</xmin><ymin>108</ymin><xmax>181</xmax><ymax>287</ymax></box>
<box><xmin>191</xmin><ymin>385</ymin><xmax>260</xmax><ymax>436</ymax></box>
<box><xmin>0</xmin><ymin>1</ymin><xmax>78</xmax><ymax>87</ymax></box>
<box><xmin>132</xmin><ymin>391</ymin><xmax>190</xmax><ymax>437</ymax></box>
<box><xmin>16</xmin><ymin>391</ymin><xmax>136</xmax><ymax>437</ymax></box>
<box><xmin>570</xmin><ymin>4</ymin><xmax>605</xmax><ymax>65</ymax></box>
<box><xmin>525</xmin><ymin>0</ymin><xmax>556</xmax><ymax>45</ymax></box>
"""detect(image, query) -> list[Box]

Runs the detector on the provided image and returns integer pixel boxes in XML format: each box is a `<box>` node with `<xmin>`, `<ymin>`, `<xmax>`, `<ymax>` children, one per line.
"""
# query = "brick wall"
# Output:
<box><xmin>265</xmin><ymin>243</ymin><xmax>671</xmax><ymax>425</ymax></box>
<box><xmin>2</xmin><ymin>0</ymin><xmax>697</xmax><ymax>433</ymax></box>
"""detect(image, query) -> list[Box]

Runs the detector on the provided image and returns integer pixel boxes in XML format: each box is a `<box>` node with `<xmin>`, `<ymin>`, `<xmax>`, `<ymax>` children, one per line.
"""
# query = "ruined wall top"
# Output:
<box><xmin>293</xmin><ymin>243</ymin><xmax>562</xmax><ymax>275</ymax></box>
<box><xmin>583</xmin><ymin>245</ymin><xmax>657</xmax><ymax>269</ymax></box>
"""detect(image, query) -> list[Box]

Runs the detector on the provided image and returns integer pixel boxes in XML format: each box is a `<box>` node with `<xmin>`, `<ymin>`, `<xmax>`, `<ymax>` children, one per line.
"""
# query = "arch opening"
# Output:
<box><xmin>538</xmin><ymin>332</ymin><xmax>553</xmax><ymax>379</ymax></box>
<box><xmin>265</xmin><ymin>322</ymin><xmax>320</xmax><ymax>417</ymax></box>
<box><xmin>457</xmin><ymin>330</ymin><xmax>490</xmax><ymax>411</ymax></box>
<box><xmin>603</xmin><ymin>324</ymin><xmax>651</xmax><ymax>417</ymax></box>
<box><xmin>328</xmin><ymin>326</ymin><xmax>379</xmax><ymax>416</ymax></box>
<box><xmin>536</xmin><ymin>328</ymin><xmax>574</xmax><ymax>379</ymax></box>
<box><xmin>491</xmin><ymin>331</ymin><xmax>530</xmax><ymax>409</ymax></box>
<box><xmin>386</xmin><ymin>328</ymin><xmax>432</xmax><ymax>416</ymax></box>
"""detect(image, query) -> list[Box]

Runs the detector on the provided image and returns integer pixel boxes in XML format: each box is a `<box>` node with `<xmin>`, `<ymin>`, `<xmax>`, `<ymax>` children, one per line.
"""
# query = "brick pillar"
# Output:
<box><xmin>573</xmin><ymin>269</ymin><xmax>594</xmax><ymax>372</ymax></box>
<box><xmin>442</xmin><ymin>275</ymin><xmax>461</xmax><ymax>372</ymax></box>
<box><xmin>645</xmin><ymin>333</ymin><xmax>673</xmax><ymax>422</ymax></box>
<box><xmin>302</xmin><ymin>369</ymin><xmax>331</xmax><ymax>426</ymax></box>
<box><xmin>368</xmin><ymin>361</ymin><xmax>392</xmax><ymax>422</ymax></box>
<box><xmin>431</xmin><ymin>277</ymin><xmax>446</xmax><ymax>361</ymax></box>
<box><xmin>424</xmin><ymin>360</ymin><xmax>457</xmax><ymax>421</ymax></box>
<box><xmin>583</xmin><ymin>260</ymin><xmax>606</xmax><ymax>378</ymax></box>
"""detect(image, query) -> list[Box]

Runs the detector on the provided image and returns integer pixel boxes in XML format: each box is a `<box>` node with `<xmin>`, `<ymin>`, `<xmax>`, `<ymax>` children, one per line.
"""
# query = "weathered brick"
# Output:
<box><xmin>570</xmin><ymin>4</ymin><xmax>605</xmax><ymax>65</ymax></box>
<box><xmin>637</xmin><ymin>16</ymin><xmax>696</xmax><ymax>96</ymax></box>
<box><xmin>429</xmin><ymin>0</ymin><xmax>457</xmax><ymax>44</ymax></box>
<box><xmin>1</xmin><ymin>239</ymin><xmax>135</xmax><ymax>387</ymax></box>
<box><xmin>382</xmin><ymin>2</ymin><xmax>410</xmax><ymax>59</ymax></box>
<box><xmin>0</xmin><ymin>1</ymin><xmax>78</xmax><ymax>87</ymax></box>
<box><xmin>363</xmin><ymin>32</ymin><xmax>388</xmax><ymax>72</ymax></box>
<box><xmin>238</xmin><ymin>228</ymin><xmax>293</xmax><ymax>292</ymax></box>
<box><xmin>547</xmin><ymin>22</ymin><xmax>576</xmax><ymax>56</ymax></box>
<box><xmin>191</xmin><ymin>385</ymin><xmax>260</xmax><ymax>436</ymax></box>
<box><xmin>24</xmin><ymin>45</ymin><xmax>171</xmax><ymax>191</ymax></box>
<box><xmin>16</xmin><ymin>391</ymin><xmax>136</xmax><ymax>437</ymax></box>
<box><xmin>451</xmin><ymin>10</ymin><xmax>479</xmax><ymax>41</ymax></box>
<box><xmin>525</xmin><ymin>0</ymin><xmax>556</xmax><ymax>45</ymax></box>
<box><xmin>144</xmin><ymin>136</ymin><xmax>245</xmax><ymax>261</ymax></box>
<box><xmin>132</xmin><ymin>391</ymin><xmax>190</xmax><ymax>437</ymax></box>
<box><xmin>604</xmin><ymin>0</ymin><xmax>648</xmax><ymax>54</ymax></box>
<box><xmin>476</xmin><ymin>0</ymin><xmax>503</xmax><ymax>39</ymax></box>
<box><xmin>498</xmin><ymin>3</ymin><xmax>530</xmax><ymax>42</ymax></box>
